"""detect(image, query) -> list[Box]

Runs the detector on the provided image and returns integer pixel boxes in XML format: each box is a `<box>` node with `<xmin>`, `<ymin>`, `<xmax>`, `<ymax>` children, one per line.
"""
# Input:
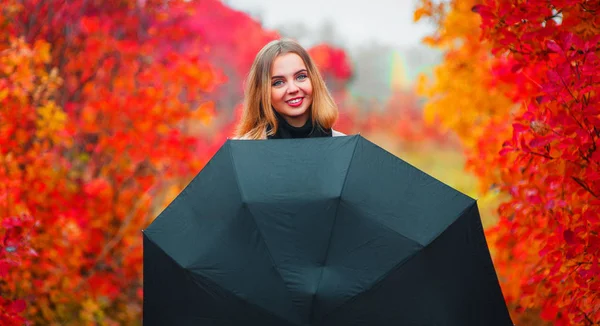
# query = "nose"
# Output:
<box><xmin>287</xmin><ymin>81</ymin><xmax>299</xmax><ymax>94</ymax></box>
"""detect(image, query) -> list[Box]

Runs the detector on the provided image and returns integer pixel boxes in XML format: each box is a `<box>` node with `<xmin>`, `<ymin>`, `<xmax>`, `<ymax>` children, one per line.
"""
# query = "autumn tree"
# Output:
<box><xmin>308</xmin><ymin>43</ymin><xmax>353</xmax><ymax>95</ymax></box>
<box><xmin>0</xmin><ymin>33</ymin><xmax>51</xmax><ymax>326</ymax></box>
<box><xmin>1</xmin><ymin>0</ymin><xmax>220</xmax><ymax>324</ymax></box>
<box><xmin>416</xmin><ymin>0</ymin><xmax>600</xmax><ymax>324</ymax></box>
<box><xmin>163</xmin><ymin>0</ymin><xmax>280</xmax><ymax>111</ymax></box>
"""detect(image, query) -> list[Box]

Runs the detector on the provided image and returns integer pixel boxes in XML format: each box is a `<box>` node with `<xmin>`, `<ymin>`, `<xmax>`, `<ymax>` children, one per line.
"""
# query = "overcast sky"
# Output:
<box><xmin>223</xmin><ymin>0</ymin><xmax>435</xmax><ymax>49</ymax></box>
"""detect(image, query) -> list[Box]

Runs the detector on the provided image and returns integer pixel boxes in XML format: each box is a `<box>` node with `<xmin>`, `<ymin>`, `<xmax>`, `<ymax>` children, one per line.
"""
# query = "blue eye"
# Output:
<box><xmin>272</xmin><ymin>80</ymin><xmax>283</xmax><ymax>87</ymax></box>
<box><xmin>297</xmin><ymin>74</ymin><xmax>308</xmax><ymax>81</ymax></box>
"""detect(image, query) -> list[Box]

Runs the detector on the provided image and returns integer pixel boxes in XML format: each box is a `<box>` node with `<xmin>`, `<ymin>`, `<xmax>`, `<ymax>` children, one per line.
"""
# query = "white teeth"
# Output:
<box><xmin>288</xmin><ymin>98</ymin><xmax>301</xmax><ymax>104</ymax></box>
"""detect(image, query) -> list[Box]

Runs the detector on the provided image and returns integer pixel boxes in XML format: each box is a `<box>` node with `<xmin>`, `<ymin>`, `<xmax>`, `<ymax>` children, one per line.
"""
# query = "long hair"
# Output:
<box><xmin>234</xmin><ymin>38</ymin><xmax>338</xmax><ymax>139</ymax></box>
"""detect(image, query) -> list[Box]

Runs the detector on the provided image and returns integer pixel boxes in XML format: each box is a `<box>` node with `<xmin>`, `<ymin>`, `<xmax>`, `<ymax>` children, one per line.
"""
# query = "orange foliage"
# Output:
<box><xmin>416</xmin><ymin>0</ymin><xmax>600</xmax><ymax>324</ymax></box>
<box><xmin>2</xmin><ymin>0</ymin><xmax>471</xmax><ymax>324</ymax></box>
<box><xmin>1</xmin><ymin>0</ymin><xmax>362</xmax><ymax>324</ymax></box>
<box><xmin>337</xmin><ymin>90</ymin><xmax>454</xmax><ymax>149</ymax></box>
<box><xmin>1</xmin><ymin>0</ymin><xmax>220</xmax><ymax>324</ymax></box>
<box><xmin>308</xmin><ymin>44</ymin><xmax>353</xmax><ymax>95</ymax></box>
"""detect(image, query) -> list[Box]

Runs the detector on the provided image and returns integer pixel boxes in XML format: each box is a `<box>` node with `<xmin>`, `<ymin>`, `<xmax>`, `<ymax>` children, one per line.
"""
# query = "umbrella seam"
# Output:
<box><xmin>423</xmin><ymin>199</ymin><xmax>478</xmax><ymax>248</ymax></box>
<box><xmin>309</xmin><ymin>136</ymin><xmax>360</xmax><ymax>323</ymax></box>
<box><xmin>144</xmin><ymin>234</ymin><xmax>295</xmax><ymax>325</ymax></box>
<box><xmin>316</xmin><ymin>248</ymin><xmax>419</xmax><ymax>322</ymax></box>
<box><xmin>243</xmin><ymin>205</ymin><xmax>304</xmax><ymax>324</ymax></box>
<box><xmin>226</xmin><ymin>141</ymin><xmax>302</xmax><ymax>324</ymax></box>
<box><xmin>318</xmin><ymin>200</ymin><xmax>510</xmax><ymax>324</ymax></box>
<box><xmin>227</xmin><ymin>141</ymin><xmax>246</xmax><ymax>203</ymax></box>
<box><xmin>339</xmin><ymin>201</ymin><xmax>426</xmax><ymax>247</ymax></box>
<box><xmin>313</xmin><ymin>205</ymin><xmax>425</xmax><ymax>321</ymax></box>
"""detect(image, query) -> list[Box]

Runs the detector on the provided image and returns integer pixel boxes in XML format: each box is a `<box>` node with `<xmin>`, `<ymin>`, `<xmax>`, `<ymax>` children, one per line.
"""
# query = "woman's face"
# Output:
<box><xmin>270</xmin><ymin>52</ymin><xmax>313</xmax><ymax>127</ymax></box>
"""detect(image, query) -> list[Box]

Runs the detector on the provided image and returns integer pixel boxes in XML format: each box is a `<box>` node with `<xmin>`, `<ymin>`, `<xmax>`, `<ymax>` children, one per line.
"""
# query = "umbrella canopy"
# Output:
<box><xmin>143</xmin><ymin>135</ymin><xmax>513</xmax><ymax>326</ymax></box>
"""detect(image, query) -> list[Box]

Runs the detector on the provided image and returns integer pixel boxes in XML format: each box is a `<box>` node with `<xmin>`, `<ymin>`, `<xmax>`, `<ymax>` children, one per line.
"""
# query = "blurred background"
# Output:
<box><xmin>0</xmin><ymin>0</ymin><xmax>495</xmax><ymax>325</ymax></box>
<box><xmin>6</xmin><ymin>0</ymin><xmax>596</xmax><ymax>325</ymax></box>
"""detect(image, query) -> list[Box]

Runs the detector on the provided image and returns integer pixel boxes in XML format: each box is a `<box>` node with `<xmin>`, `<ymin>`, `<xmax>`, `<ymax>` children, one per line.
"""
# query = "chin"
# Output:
<box><xmin>283</xmin><ymin>106</ymin><xmax>309</xmax><ymax>117</ymax></box>
<box><xmin>287</xmin><ymin>110</ymin><xmax>309</xmax><ymax>117</ymax></box>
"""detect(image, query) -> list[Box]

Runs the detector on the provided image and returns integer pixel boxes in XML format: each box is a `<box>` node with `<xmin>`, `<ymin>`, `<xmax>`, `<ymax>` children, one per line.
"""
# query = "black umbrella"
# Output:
<box><xmin>143</xmin><ymin>135</ymin><xmax>513</xmax><ymax>326</ymax></box>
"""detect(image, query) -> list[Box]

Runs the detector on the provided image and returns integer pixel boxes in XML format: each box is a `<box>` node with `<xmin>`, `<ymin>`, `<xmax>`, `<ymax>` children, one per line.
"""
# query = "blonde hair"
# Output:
<box><xmin>234</xmin><ymin>38</ymin><xmax>338</xmax><ymax>139</ymax></box>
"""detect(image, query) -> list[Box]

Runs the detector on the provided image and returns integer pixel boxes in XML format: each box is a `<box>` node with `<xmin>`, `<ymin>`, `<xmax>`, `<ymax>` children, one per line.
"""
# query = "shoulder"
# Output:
<box><xmin>332</xmin><ymin>129</ymin><xmax>346</xmax><ymax>137</ymax></box>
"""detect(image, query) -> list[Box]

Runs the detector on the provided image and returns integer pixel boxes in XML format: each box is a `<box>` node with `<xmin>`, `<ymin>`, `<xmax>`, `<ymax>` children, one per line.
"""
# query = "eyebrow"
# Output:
<box><xmin>271</xmin><ymin>69</ymin><xmax>308</xmax><ymax>79</ymax></box>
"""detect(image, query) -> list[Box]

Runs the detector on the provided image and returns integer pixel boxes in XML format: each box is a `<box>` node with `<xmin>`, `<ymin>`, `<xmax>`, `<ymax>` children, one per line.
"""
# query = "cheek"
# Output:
<box><xmin>270</xmin><ymin>88</ymin><xmax>282</xmax><ymax>103</ymax></box>
<box><xmin>304</xmin><ymin>82</ymin><xmax>314</xmax><ymax>96</ymax></box>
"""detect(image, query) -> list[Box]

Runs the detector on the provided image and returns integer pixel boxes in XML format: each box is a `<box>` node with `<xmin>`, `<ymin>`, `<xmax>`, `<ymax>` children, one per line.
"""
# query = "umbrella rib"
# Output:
<box><xmin>319</xmin><ymin>201</ymin><xmax>486</xmax><ymax>322</ymax></box>
<box><xmin>309</xmin><ymin>136</ymin><xmax>360</xmax><ymax>322</ymax></box>
<box><xmin>421</xmin><ymin>199</ymin><xmax>478</xmax><ymax>248</ymax></box>
<box><xmin>244</xmin><ymin>205</ymin><xmax>303</xmax><ymax>323</ymax></box>
<box><xmin>227</xmin><ymin>141</ymin><xmax>247</xmax><ymax>203</ymax></box>
<box><xmin>341</xmin><ymin>201</ymin><xmax>424</xmax><ymax>245</ymax></box>
<box><xmin>227</xmin><ymin>141</ymin><xmax>302</xmax><ymax>323</ymax></box>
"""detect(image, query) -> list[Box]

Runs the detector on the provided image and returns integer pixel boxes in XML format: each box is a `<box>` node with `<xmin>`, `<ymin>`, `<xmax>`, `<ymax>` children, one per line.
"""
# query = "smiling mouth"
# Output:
<box><xmin>286</xmin><ymin>97</ymin><xmax>303</xmax><ymax>106</ymax></box>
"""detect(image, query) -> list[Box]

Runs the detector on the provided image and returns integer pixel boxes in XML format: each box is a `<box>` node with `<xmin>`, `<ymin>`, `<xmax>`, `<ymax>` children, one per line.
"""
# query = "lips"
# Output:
<box><xmin>286</xmin><ymin>97</ymin><xmax>304</xmax><ymax>108</ymax></box>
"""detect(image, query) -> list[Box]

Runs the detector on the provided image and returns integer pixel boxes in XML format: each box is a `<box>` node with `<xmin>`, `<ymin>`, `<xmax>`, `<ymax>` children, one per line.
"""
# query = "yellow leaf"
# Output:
<box><xmin>0</xmin><ymin>88</ymin><xmax>8</xmax><ymax>101</ymax></box>
<box><xmin>33</xmin><ymin>39</ymin><xmax>52</xmax><ymax>64</ymax></box>
<box><xmin>191</xmin><ymin>101</ymin><xmax>215</xmax><ymax>125</ymax></box>
<box><xmin>414</xmin><ymin>8</ymin><xmax>429</xmax><ymax>22</ymax></box>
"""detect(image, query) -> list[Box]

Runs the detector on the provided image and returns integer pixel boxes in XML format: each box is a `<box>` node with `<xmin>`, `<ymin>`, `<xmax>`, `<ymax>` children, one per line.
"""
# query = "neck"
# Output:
<box><xmin>267</xmin><ymin>111</ymin><xmax>332</xmax><ymax>139</ymax></box>
<box><xmin>268</xmin><ymin>112</ymin><xmax>331</xmax><ymax>139</ymax></box>
<box><xmin>284</xmin><ymin>115</ymin><xmax>309</xmax><ymax>128</ymax></box>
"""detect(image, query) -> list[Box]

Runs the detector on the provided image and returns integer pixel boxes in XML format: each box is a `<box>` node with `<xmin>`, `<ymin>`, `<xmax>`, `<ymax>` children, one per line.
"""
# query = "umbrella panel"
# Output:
<box><xmin>144</xmin><ymin>136</ymin><xmax>513</xmax><ymax>326</ymax></box>
<box><xmin>143</xmin><ymin>234</ymin><xmax>297</xmax><ymax>326</ymax></box>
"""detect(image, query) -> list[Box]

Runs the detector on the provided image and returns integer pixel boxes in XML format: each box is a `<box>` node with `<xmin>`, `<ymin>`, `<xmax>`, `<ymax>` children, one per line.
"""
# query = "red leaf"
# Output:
<box><xmin>519</xmin><ymin>135</ymin><xmax>531</xmax><ymax>151</ymax></box>
<box><xmin>549</xmin><ymin>260</ymin><xmax>562</xmax><ymax>276</ymax></box>
<box><xmin>471</xmin><ymin>4</ymin><xmax>494</xmax><ymax>20</ymax></box>
<box><xmin>560</xmin><ymin>32</ymin><xmax>573</xmax><ymax>51</ymax></box>
<box><xmin>512</xmin><ymin>123</ymin><xmax>528</xmax><ymax>132</ymax></box>
<box><xmin>546</xmin><ymin>70</ymin><xmax>561</xmax><ymax>84</ymax></box>
<box><xmin>563</xmin><ymin>230</ymin><xmax>576</xmax><ymax>245</ymax></box>
<box><xmin>80</xmin><ymin>17</ymin><xmax>101</xmax><ymax>34</ymax></box>
<box><xmin>8</xmin><ymin>299</ymin><xmax>26</xmax><ymax>314</ymax></box>
<box><xmin>540</xmin><ymin>302</ymin><xmax>559</xmax><ymax>320</ymax></box>
<box><xmin>0</xmin><ymin>261</ymin><xmax>11</xmax><ymax>278</ymax></box>
<box><xmin>589</xmin><ymin>235</ymin><xmax>600</xmax><ymax>253</ymax></box>
<box><xmin>557</xmin><ymin>63</ymin><xmax>571</xmax><ymax>80</ymax></box>
<box><xmin>499</xmin><ymin>146</ymin><xmax>514</xmax><ymax>156</ymax></box>
<box><xmin>538</xmin><ymin>244</ymin><xmax>554</xmax><ymax>257</ymax></box>
<box><xmin>584</xmin><ymin>210</ymin><xmax>599</xmax><ymax>223</ymax></box>
<box><xmin>546</xmin><ymin>40</ymin><xmax>562</xmax><ymax>53</ymax></box>
<box><xmin>529</xmin><ymin>135</ymin><xmax>555</xmax><ymax>148</ymax></box>
<box><xmin>471</xmin><ymin>4</ymin><xmax>485</xmax><ymax>13</ymax></box>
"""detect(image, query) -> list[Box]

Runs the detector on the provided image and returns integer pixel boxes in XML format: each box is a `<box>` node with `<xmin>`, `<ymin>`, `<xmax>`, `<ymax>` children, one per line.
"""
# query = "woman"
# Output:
<box><xmin>234</xmin><ymin>38</ymin><xmax>345</xmax><ymax>139</ymax></box>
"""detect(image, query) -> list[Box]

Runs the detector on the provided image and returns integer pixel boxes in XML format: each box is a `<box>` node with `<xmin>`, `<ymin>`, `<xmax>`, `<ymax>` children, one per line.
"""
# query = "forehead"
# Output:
<box><xmin>271</xmin><ymin>53</ymin><xmax>307</xmax><ymax>76</ymax></box>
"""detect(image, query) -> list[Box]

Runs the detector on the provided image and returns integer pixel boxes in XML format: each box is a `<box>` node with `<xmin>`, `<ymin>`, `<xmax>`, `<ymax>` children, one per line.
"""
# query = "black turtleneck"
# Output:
<box><xmin>267</xmin><ymin>112</ymin><xmax>332</xmax><ymax>139</ymax></box>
